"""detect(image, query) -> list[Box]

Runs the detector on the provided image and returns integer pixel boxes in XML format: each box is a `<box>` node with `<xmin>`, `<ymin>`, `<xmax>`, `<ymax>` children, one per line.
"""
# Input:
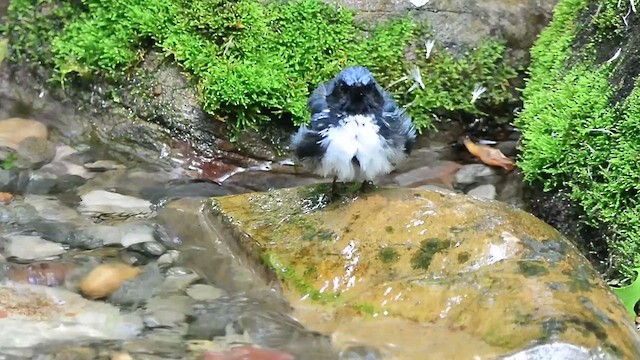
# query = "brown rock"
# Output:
<box><xmin>0</xmin><ymin>118</ymin><xmax>47</xmax><ymax>150</ymax></box>
<box><xmin>79</xmin><ymin>263</ymin><xmax>142</xmax><ymax>299</ymax></box>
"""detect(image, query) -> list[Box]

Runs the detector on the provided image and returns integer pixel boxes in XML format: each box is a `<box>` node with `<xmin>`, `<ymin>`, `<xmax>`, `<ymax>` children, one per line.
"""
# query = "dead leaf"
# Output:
<box><xmin>463</xmin><ymin>137</ymin><xmax>515</xmax><ymax>171</ymax></box>
<box><xmin>0</xmin><ymin>192</ymin><xmax>13</xmax><ymax>203</ymax></box>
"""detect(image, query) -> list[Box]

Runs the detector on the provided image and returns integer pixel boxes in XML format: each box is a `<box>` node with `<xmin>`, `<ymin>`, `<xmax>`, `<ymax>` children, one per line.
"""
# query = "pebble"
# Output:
<box><xmin>78</xmin><ymin>190</ymin><xmax>153</xmax><ymax>217</ymax></box>
<box><xmin>15</xmin><ymin>136</ymin><xmax>57</xmax><ymax>169</ymax></box>
<box><xmin>41</xmin><ymin>160</ymin><xmax>95</xmax><ymax>179</ymax></box>
<box><xmin>0</xmin><ymin>169</ymin><xmax>12</xmax><ymax>191</ymax></box>
<box><xmin>120</xmin><ymin>222</ymin><xmax>157</xmax><ymax>247</ymax></box>
<box><xmin>23</xmin><ymin>194</ymin><xmax>84</xmax><ymax>223</ymax></box>
<box><xmin>160</xmin><ymin>269</ymin><xmax>200</xmax><ymax>294</ymax></box>
<box><xmin>77</xmin><ymin>225</ymin><xmax>122</xmax><ymax>246</ymax></box>
<box><xmin>108</xmin><ymin>264</ymin><xmax>164</xmax><ymax>305</ymax></box>
<box><xmin>467</xmin><ymin>184</ymin><xmax>497</xmax><ymax>200</ymax></box>
<box><xmin>141</xmin><ymin>241</ymin><xmax>167</xmax><ymax>256</ymax></box>
<box><xmin>8</xmin><ymin>262</ymin><xmax>73</xmax><ymax>287</ymax></box>
<box><xmin>22</xmin><ymin>169</ymin><xmax>60</xmax><ymax>195</ymax></box>
<box><xmin>186</xmin><ymin>284</ymin><xmax>226</xmax><ymax>301</ymax></box>
<box><xmin>84</xmin><ymin>160</ymin><xmax>125</xmax><ymax>171</ymax></box>
<box><xmin>0</xmin><ymin>201</ymin><xmax>39</xmax><ymax>224</ymax></box>
<box><xmin>79</xmin><ymin>263</ymin><xmax>142</xmax><ymax>299</ymax></box>
<box><xmin>3</xmin><ymin>235</ymin><xmax>67</xmax><ymax>261</ymax></box>
<box><xmin>454</xmin><ymin>164</ymin><xmax>498</xmax><ymax>186</ymax></box>
<box><xmin>120</xmin><ymin>250</ymin><xmax>151</xmax><ymax>266</ymax></box>
<box><xmin>143</xmin><ymin>295</ymin><xmax>192</xmax><ymax>328</ymax></box>
<box><xmin>393</xmin><ymin>161</ymin><xmax>462</xmax><ymax>188</ymax></box>
<box><xmin>0</xmin><ymin>282</ymin><xmax>143</xmax><ymax>348</ymax></box>
<box><xmin>0</xmin><ymin>118</ymin><xmax>48</xmax><ymax>150</ymax></box>
<box><xmin>157</xmin><ymin>250</ymin><xmax>181</xmax><ymax>269</ymax></box>
<box><xmin>52</xmin><ymin>145</ymin><xmax>79</xmax><ymax>161</ymax></box>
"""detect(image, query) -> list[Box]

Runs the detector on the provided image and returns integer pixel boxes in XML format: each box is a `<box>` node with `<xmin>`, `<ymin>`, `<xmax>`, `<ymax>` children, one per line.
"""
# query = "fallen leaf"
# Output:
<box><xmin>463</xmin><ymin>137</ymin><xmax>515</xmax><ymax>171</ymax></box>
<box><xmin>0</xmin><ymin>192</ymin><xmax>13</xmax><ymax>203</ymax></box>
<box><xmin>0</xmin><ymin>310</ymin><xmax>8</xmax><ymax>318</ymax></box>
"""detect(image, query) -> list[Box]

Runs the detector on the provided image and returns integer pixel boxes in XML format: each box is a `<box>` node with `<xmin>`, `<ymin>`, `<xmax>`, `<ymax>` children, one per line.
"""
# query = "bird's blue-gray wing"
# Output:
<box><xmin>377</xmin><ymin>86</ymin><xmax>417</xmax><ymax>154</ymax></box>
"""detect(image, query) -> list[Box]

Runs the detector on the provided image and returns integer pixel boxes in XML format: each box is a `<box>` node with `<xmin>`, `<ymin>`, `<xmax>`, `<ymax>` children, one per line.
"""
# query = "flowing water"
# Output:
<box><xmin>0</xmin><ymin>77</ymin><xmax>528</xmax><ymax>359</ymax></box>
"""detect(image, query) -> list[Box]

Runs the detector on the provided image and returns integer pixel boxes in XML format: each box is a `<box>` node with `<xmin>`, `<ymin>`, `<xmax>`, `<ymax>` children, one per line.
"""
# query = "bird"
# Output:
<box><xmin>291</xmin><ymin>65</ymin><xmax>416</xmax><ymax>197</ymax></box>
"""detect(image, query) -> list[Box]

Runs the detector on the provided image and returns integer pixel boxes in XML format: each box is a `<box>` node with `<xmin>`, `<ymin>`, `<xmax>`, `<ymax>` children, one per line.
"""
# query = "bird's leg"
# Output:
<box><xmin>331</xmin><ymin>176</ymin><xmax>339</xmax><ymax>198</ymax></box>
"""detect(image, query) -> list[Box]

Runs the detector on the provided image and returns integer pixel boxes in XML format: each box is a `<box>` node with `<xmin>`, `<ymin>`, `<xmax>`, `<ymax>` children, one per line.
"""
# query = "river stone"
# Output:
<box><xmin>0</xmin><ymin>282</ymin><xmax>143</xmax><ymax>348</ymax></box>
<box><xmin>15</xmin><ymin>136</ymin><xmax>57</xmax><ymax>169</ymax></box>
<box><xmin>3</xmin><ymin>234</ymin><xmax>66</xmax><ymax>260</ymax></box>
<box><xmin>78</xmin><ymin>190</ymin><xmax>153</xmax><ymax>218</ymax></box>
<box><xmin>0</xmin><ymin>118</ymin><xmax>48</xmax><ymax>150</ymax></box>
<box><xmin>208</xmin><ymin>185</ymin><xmax>640</xmax><ymax>359</ymax></box>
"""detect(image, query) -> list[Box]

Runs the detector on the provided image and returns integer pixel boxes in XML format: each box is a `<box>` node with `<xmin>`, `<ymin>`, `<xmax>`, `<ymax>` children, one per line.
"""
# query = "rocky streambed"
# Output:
<box><xmin>0</xmin><ymin>73</ymin><xmax>639</xmax><ymax>360</ymax></box>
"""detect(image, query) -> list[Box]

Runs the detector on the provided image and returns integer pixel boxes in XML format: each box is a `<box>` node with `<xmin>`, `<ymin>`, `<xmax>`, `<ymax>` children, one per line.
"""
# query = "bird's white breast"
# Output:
<box><xmin>317</xmin><ymin>114</ymin><xmax>405</xmax><ymax>181</ymax></box>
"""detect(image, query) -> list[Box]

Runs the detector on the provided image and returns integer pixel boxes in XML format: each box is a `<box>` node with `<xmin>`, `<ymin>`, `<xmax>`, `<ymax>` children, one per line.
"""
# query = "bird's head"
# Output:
<box><xmin>327</xmin><ymin>66</ymin><xmax>384</xmax><ymax>115</ymax></box>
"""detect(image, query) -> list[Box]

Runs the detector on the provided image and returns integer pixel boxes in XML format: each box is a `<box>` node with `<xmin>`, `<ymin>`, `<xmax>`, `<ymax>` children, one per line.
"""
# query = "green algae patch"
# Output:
<box><xmin>411</xmin><ymin>238</ymin><xmax>452</xmax><ymax>270</ymax></box>
<box><xmin>209</xmin><ymin>185</ymin><xmax>640</xmax><ymax>359</ymax></box>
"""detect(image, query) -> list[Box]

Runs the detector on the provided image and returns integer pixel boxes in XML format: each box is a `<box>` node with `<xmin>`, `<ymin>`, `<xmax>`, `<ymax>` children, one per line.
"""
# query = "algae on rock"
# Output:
<box><xmin>209</xmin><ymin>185</ymin><xmax>640</xmax><ymax>359</ymax></box>
<box><xmin>516</xmin><ymin>0</ymin><xmax>640</xmax><ymax>280</ymax></box>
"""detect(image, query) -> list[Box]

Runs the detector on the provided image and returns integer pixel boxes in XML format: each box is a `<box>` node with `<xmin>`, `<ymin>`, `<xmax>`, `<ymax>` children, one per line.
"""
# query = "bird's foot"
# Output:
<box><xmin>359</xmin><ymin>180</ymin><xmax>375</xmax><ymax>193</ymax></box>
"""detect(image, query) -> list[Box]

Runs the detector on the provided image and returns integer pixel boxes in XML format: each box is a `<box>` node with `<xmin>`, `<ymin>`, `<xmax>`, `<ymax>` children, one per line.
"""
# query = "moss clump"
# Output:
<box><xmin>411</xmin><ymin>238</ymin><xmax>451</xmax><ymax>270</ymax></box>
<box><xmin>4</xmin><ymin>0</ymin><xmax>517</xmax><ymax>132</ymax></box>
<box><xmin>517</xmin><ymin>0</ymin><xmax>640</xmax><ymax>279</ymax></box>
<box><xmin>378</xmin><ymin>247</ymin><xmax>400</xmax><ymax>263</ymax></box>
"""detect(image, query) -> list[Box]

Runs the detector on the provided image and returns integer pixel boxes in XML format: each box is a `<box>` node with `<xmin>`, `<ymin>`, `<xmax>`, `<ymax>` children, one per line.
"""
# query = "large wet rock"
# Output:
<box><xmin>332</xmin><ymin>0</ymin><xmax>558</xmax><ymax>63</ymax></box>
<box><xmin>208</xmin><ymin>185</ymin><xmax>640</xmax><ymax>359</ymax></box>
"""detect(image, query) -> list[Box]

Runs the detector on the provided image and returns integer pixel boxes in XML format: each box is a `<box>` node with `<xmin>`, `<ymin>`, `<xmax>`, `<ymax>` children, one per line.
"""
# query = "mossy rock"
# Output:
<box><xmin>209</xmin><ymin>185</ymin><xmax>640</xmax><ymax>359</ymax></box>
<box><xmin>516</xmin><ymin>0</ymin><xmax>640</xmax><ymax>280</ymax></box>
<box><xmin>3</xmin><ymin>0</ymin><xmax>518</xmax><ymax>136</ymax></box>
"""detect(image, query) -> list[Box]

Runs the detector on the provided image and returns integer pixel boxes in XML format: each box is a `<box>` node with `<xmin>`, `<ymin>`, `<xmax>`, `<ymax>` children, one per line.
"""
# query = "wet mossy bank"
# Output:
<box><xmin>516</xmin><ymin>0</ymin><xmax>640</xmax><ymax>281</ymax></box>
<box><xmin>0</xmin><ymin>0</ymin><xmax>523</xmax><ymax>146</ymax></box>
<box><xmin>208</xmin><ymin>185</ymin><xmax>640</xmax><ymax>359</ymax></box>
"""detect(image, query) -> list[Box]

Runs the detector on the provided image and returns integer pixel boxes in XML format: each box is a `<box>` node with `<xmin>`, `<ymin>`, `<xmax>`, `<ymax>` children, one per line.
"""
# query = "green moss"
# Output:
<box><xmin>457</xmin><ymin>251</ymin><xmax>470</xmax><ymax>264</ymax></box>
<box><xmin>351</xmin><ymin>303</ymin><xmax>377</xmax><ymax>316</ymax></box>
<box><xmin>411</xmin><ymin>238</ymin><xmax>451</xmax><ymax>270</ymax></box>
<box><xmin>378</xmin><ymin>247</ymin><xmax>400</xmax><ymax>264</ymax></box>
<box><xmin>0</xmin><ymin>38</ymin><xmax>7</xmax><ymax>66</ymax></box>
<box><xmin>1</xmin><ymin>153</ymin><xmax>17</xmax><ymax>170</ymax></box>
<box><xmin>261</xmin><ymin>252</ymin><xmax>327</xmax><ymax>302</ymax></box>
<box><xmin>518</xmin><ymin>261</ymin><xmax>550</xmax><ymax>278</ymax></box>
<box><xmin>591</xmin><ymin>0</ymin><xmax>631</xmax><ymax>35</ymax></box>
<box><xmin>516</xmin><ymin>0</ymin><xmax>640</xmax><ymax>279</ymax></box>
<box><xmin>5</xmin><ymin>0</ymin><xmax>517</xmax><ymax>132</ymax></box>
<box><xmin>3</xmin><ymin>0</ymin><xmax>82</xmax><ymax>70</ymax></box>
